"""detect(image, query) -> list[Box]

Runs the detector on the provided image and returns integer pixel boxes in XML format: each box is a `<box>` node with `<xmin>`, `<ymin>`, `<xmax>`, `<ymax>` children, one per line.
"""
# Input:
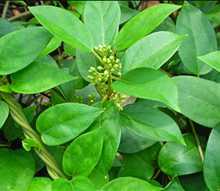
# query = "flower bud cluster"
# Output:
<box><xmin>88</xmin><ymin>45</ymin><xmax>122</xmax><ymax>85</ymax></box>
<box><xmin>87</xmin><ymin>44</ymin><xmax>123</xmax><ymax>109</ymax></box>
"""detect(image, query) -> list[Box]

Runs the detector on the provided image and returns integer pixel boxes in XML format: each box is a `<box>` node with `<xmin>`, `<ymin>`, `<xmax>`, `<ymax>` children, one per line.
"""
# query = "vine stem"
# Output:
<box><xmin>189</xmin><ymin>120</ymin><xmax>204</xmax><ymax>161</ymax></box>
<box><xmin>0</xmin><ymin>92</ymin><xmax>66</xmax><ymax>179</ymax></box>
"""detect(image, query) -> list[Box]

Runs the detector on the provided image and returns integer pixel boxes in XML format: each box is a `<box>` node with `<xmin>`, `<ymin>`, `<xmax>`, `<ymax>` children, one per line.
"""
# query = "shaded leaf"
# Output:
<box><xmin>120</xmin><ymin>102</ymin><xmax>184</xmax><ymax>145</ymax></box>
<box><xmin>0</xmin><ymin>101</ymin><xmax>9</xmax><ymax>129</ymax></box>
<box><xmin>173</xmin><ymin>76</ymin><xmax>220</xmax><ymax>128</ymax></box>
<box><xmin>204</xmin><ymin>127</ymin><xmax>220</xmax><ymax>191</ymax></box>
<box><xmin>176</xmin><ymin>4</ymin><xmax>217</xmax><ymax>75</ymax></box>
<box><xmin>158</xmin><ymin>134</ymin><xmax>202</xmax><ymax>176</ymax></box>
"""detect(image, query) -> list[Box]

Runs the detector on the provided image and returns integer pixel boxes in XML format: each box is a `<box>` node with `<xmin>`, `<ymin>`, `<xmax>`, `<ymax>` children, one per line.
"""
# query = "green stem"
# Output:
<box><xmin>92</xmin><ymin>49</ymin><xmax>104</xmax><ymax>65</ymax></box>
<box><xmin>0</xmin><ymin>92</ymin><xmax>66</xmax><ymax>179</ymax></box>
<box><xmin>189</xmin><ymin>120</ymin><xmax>204</xmax><ymax>161</ymax></box>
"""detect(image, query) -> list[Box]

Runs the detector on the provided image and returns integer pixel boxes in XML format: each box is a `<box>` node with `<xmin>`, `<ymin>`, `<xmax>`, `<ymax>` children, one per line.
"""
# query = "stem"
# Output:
<box><xmin>8</xmin><ymin>11</ymin><xmax>30</xmax><ymax>21</ymax></box>
<box><xmin>2</xmin><ymin>1</ymin><xmax>9</xmax><ymax>18</ymax></box>
<box><xmin>92</xmin><ymin>49</ymin><xmax>104</xmax><ymax>65</ymax></box>
<box><xmin>0</xmin><ymin>92</ymin><xmax>66</xmax><ymax>179</ymax></box>
<box><xmin>189</xmin><ymin>120</ymin><xmax>204</xmax><ymax>161</ymax></box>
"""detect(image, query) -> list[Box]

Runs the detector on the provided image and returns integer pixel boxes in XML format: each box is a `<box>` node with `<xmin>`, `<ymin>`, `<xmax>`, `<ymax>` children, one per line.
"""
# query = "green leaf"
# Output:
<box><xmin>119</xmin><ymin>2</ymin><xmax>139</xmax><ymax>24</ymax></box>
<box><xmin>173</xmin><ymin>76</ymin><xmax>220</xmax><ymax>128</ymax></box>
<box><xmin>52</xmin><ymin>178</ymin><xmax>72</xmax><ymax>191</ymax></box>
<box><xmin>204</xmin><ymin>127</ymin><xmax>220</xmax><ymax>191</ymax></box>
<box><xmin>0</xmin><ymin>101</ymin><xmax>9</xmax><ymax>129</ymax></box>
<box><xmin>0</xmin><ymin>27</ymin><xmax>51</xmax><ymax>75</ymax></box>
<box><xmin>121</xmin><ymin>101</ymin><xmax>185</xmax><ymax>145</ymax></box>
<box><xmin>199</xmin><ymin>51</ymin><xmax>220</xmax><ymax>72</ymax></box>
<box><xmin>76</xmin><ymin>50</ymin><xmax>97</xmax><ymax>81</ymax></box>
<box><xmin>92</xmin><ymin>103</ymin><xmax>121</xmax><ymax>175</ymax></box>
<box><xmin>29</xmin><ymin>6</ymin><xmax>93</xmax><ymax>51</ymax></box>
<box><xmin>114</xmin><ymin>4</ymin><xmax>181</xmax><ymax>51</ymax></box>
<box><xmin>122</xmin><ymin>31</ymin><xmax>185</xmax><ymax>73</ymax></box>
<box><xmin>28</xmin><ymin>177</ymin><xmax>52</xmax><ymax>191</ymax></box>
<box><xmin>0</xmin><ymin>18</ymin><xmax>23</xmax><ymax>37</ymax></box>
<box><xmin>84</xmin><ymin>1</ymin><xmax>120</xmax><ymax>45</ymax></box>
<box><xmin>118</xmin><ymin>154</ymin><xmax>154</xmax><ymax>180</ymax></box>
<box><xmin>158</xmin><ymin>134</ymin><xmax>202</xmax><ymax>176</ymax></box>
<box><xmin>10</xmin><ymin>56</ymin><xmax>74</xmax><ymax>94</ymax></box>
<box><xmin>176</xmin><ymin>4</ymin><xmax>217</xmax><ymax>75</ymax></box>
<box><xmin>0</xmin><ymin>149</ymin><xmax>35</xmax><ymax>191</ymax></box>
<box><xmin>112</xmin><ymin>68</ymin><xmax>179</xmax><ymax>110</ymax></box>
<box><xmin>40</xmin><ymin>37</ymin><xmax>61</xmax><ymax>56</ymax></box>
<box><xmin>180</xmin><ymin>173</ymin><xmax>208</xmax><ymax>191</ymax></box>
<box><xmin>71</xmin><ymin>176</ymin><xmax>96</xmax><ymax>191</ymax></box>
<box><xmin>119</xmin><ymin>119</ymin><xmax>156</xmax><ymax>154</ymax></box>
<box><xmin>63</xmin><ymin>129</ymin><xmax>103</xmax><ymax>176</ymax></box>
<box><xmin>36</xmin><ymin>103</ymin><xmax>103</xmax><ymax>145</ymax></box>
<box><xmin>102</xmin><ymin>177</ymin><xmax>161</xmax><ymax>191</ymax></box>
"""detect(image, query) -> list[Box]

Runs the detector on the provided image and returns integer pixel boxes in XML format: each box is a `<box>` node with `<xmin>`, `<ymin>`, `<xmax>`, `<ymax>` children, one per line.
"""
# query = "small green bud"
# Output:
<box><xmin>109</xmin><ymin>55</ymin><xmax>114</xmax><ymax>60</ymax></box>
<box><xmin>97</xmin><ymin>66</ymin><xmax>104</xmax><ymax>71</ymax></box>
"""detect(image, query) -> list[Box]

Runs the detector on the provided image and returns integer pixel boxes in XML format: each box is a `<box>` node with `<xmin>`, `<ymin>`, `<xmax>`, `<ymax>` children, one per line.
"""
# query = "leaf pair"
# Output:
<box><xmin>0</xmin><ymin>27</ymin><xmax>74</xmax><ymax>94</ymax></box>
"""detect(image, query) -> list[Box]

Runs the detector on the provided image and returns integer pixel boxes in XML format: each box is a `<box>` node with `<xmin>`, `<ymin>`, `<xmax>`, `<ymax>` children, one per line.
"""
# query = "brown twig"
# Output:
<box><xmin>2</xmin><ymin>1</ymin><xmax>9</xmax><ymax>18</ymax></box>
<box><xmin>8</xmin><ymin>11</ymin><xmax>30</xmax><ymax>21</ymax></box>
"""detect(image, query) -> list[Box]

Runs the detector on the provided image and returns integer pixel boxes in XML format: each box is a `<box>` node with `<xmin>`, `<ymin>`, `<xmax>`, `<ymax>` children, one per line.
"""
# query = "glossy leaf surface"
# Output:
<box><xmin>36</xmin><ymin>103</ymin><xmax>103</xmax><ymax>145</ymax></box>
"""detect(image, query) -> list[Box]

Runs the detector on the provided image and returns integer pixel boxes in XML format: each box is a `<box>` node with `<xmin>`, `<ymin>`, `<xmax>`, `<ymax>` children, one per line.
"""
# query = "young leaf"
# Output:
<box><xmin>122</xmin><ymin>31</ymin><xmax>185</xmax><ymax>73</ymax></box>
<box><xmin>114</xmin><ymin>4</ymin><xmax>181</xmax><ymax>51</ymax></box>
<box><xmin>29</xmin><ymin>6</ymin><xmax>93</xmax><ymax>51</ymax></box>
<box><xmin>0</xmin><ymin>101</ymin><xmax>9</xmax><ymax>129</ymax></box>
<box><xmin>158</xmin><ymin>134</ymin><xmax>202</xmax><ymax>176</ymax></box>
<box><xmin>0</xmin><ymin>149</ymin><xmax>35</xmax><ymax>191</ymax></box>
<box><xmin>199</xmin><ymin>51</ymin><xmax>220</xmax><ymax>72</ymax></box>
<box><xmin>62</xmin><ymin>129</ymin><xmax>103</xmax><ymax>176</ymax></box>
<box><xmin>121</xmin><ymin>101</ymin><xmax>185</xmax><ymax>145</ymax></box>
<box><xmin>102</xmin><ymin>177</ymin><xmax>161</xmax><ymax>191</ymax></box>
<box><xmin>0</xmin><ymin>27</ymin><xmax>51</xmax><ymax>75</ymax></box>
<box><xmin>84</xmin><ymin>1</ymin><xmax>120</xmax><ymax>45</ymax></box>
<box><xmin>204</xmin><ymin>127</ymin><xmax>220</xmax><ymax>191</ymax></box>
<box><xmin>176</xmin><ymin>4</ymin><xmax>217</xmax><ymax>75</ymax></box>
<box><xmin>28</xmin><ymin>177</ymin><xmax>52</xmax><ymax>191</ymax></box>
<box><xmin>112</xmin><ymin>68</ymin><xmax>179</xmax><ymax>111</ymax></box>
<box><xmin>173</xmin><ymin>76</ymin><xmax>220</xmax><ymax>128</ymax></box>
<box><xmin>10</xmin><ymin>56</ymin><xmax>74</xmax><ymax>94</ymax></box>
<box><xmin>36</xmin><ymin>103</ymin><xmax>103</xmax><ymax>145</ymax></box>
